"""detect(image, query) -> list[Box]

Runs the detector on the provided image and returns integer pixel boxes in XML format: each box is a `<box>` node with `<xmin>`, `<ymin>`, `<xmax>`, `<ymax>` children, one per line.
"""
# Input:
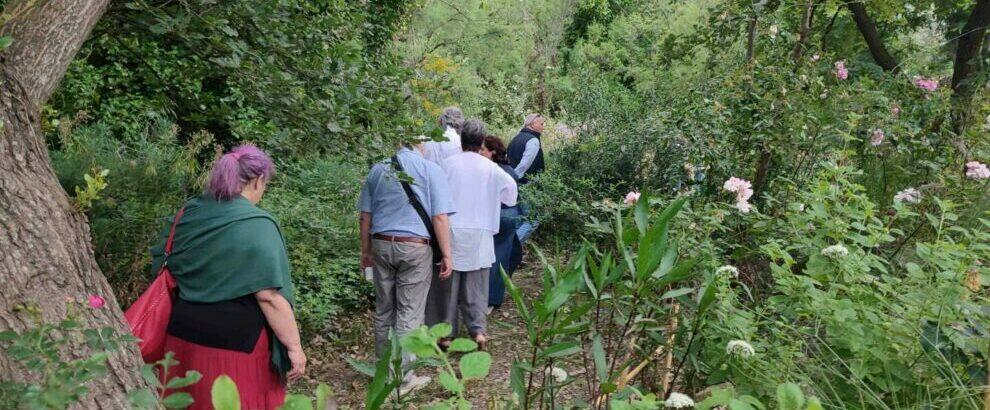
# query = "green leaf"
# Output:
<box><xmin>366</xmin><ymin>336</ymin><xmax>393</xmax><ymax>410</ymax></box>
<box><xmin>162</xmin><ymin>392</ymin><xmax>195</xmax><ymax>409</ymax></box>
<box><xmin>344</xmin><ymin>357</ymin><xmax>376</xmax><ymax>377</ymax></box>
<box><xmin>539</xmin><ymin>341</ymin><xmax>582</xmax><ymax>358</ymax></box>
<box><xmin>400</xmin><ymin>327</ymin><xmax>439</xmax><ymax>358</ymax></box>
<box><xmin>633</xmin><ymin>191</ymin><xmax>650</xmax><ymax>236</ymax></box>
<box><xmin>315</xmin><ymin>384</ymin><xmax>333</xmax><ymax>410</ymax></box>
<box><xmin>655</xmin><ymin>257</ymin><xmax>699</xmax><ymax>287</ymax></box>
<box><xmin>448</xmin><ymin>338</ymin><xmax>478</xmax><ymax>352</ymax></box>
<box><xmin>165</xmin><ymin>371</ymin><xmax>202</xmax><ymax>389</ymax></box>
<box><xmin>141</xmin><ymin>364</ymin><xmax>162</xmax><ymax>389</ymax></box>
<box><xmin>805</xmin><ymin>397</ymin><xmax>823</xmax><ymax>410</ymax></box>
<box><xmin>0</xmin><ymin>36</ymin><xmax>13</xmax><ymax>50</ymax></box>
<box><xmin>592</xmin><ymin>334</ymin><xmax>608</xmax><ymax>383</ymax></box>
<box><xmin>429</xmin><ymin>323</ymin><xmax>452</xmax><ymax>339</ymax></box>
<box><xmin>127</xmin><ymin>389</ymin><xmax>159</xmax><ymax>410</ymax></box>
<box><xmin>279</xmin><ymin>394</ymin><xmax>313</xmax><ymax>410</ymax></box>
<box><xmin>776</xmin><ymin>383</ymin><xmax>805</xmax><ymax>410</ymax></box>
<box><xmin>211</xmin><ymin>376</ymin><xmax>240</xmax><ymax>410</ymax></box>
<box><xmin>729</xmin><ymin>398</ymin><xmax>756</xmax><ymax>410</ymax></box>
<box><xmin>660</xmin><ymin>287</ymin><xmax>694</xmax><ymax>300</ymax></box>
<box><xmin>439</xmin><ymin>371</ymin><xmax>462</xmax><ymax>393</ymax></box>
<box><xmin>510</xmin><ymin>361</ymin><xmax>527</xmax><ymax>405</ymax></box>
<box><xmin>697</xmin><ymin>279</ymin><xmax>718</xmax><ymax>316</ymax></box>
<box><xmin>459</xmin><ymin>351</ymin><xmax>492</xmax><ymax>379</ymax></box>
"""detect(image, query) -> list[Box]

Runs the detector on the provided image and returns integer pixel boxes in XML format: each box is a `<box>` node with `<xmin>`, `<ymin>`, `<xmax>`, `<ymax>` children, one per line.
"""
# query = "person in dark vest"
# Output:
<box><xmin>507</xmin><ymin>113</ymin><xmax>545</xmax><ymax>184</ymax></box>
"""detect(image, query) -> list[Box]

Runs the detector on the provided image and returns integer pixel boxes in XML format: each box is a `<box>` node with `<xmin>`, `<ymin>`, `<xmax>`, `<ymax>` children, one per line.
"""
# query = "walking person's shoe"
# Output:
<box><xmin>471</xmin><ymin>332</ymin><xmax>488</xmax><ymax>351</ymax></box>
<box><xmin>399</xmin><ymin>372</ymin><xmax>431</xmax><ymax>396</ymax></box>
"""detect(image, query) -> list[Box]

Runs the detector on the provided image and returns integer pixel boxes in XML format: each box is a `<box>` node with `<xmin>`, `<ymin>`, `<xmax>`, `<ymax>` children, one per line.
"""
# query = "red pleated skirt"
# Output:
<box><xmin>163</xmin><ymin>330</ymin><xmax>286</xmax><ymax>409</ymax></box>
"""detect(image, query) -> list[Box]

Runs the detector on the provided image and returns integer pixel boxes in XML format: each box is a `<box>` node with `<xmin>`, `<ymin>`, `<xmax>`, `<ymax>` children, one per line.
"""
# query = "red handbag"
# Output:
<box><xmin>125</xmin><ymin>207</ymin><xmax>185</xmax><ymax>363</ymax></box>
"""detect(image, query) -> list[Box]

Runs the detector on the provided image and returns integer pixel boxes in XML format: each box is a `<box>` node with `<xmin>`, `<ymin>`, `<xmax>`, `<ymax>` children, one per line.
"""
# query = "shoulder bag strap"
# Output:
<box><xmin>390</xmin><ymin>156</ymin><xmax>442</xmax><ymax>264</ymax></box>
<box><xmin>161</xmin><ymin>206</ymin><xmax>186</xmax><ymax>271</ymax></box>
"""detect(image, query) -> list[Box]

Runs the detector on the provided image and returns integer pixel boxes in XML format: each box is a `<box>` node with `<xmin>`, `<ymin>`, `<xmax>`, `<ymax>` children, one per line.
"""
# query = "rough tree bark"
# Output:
<box><xmin>0</xmin><ymin>0</ymin><xmax>147</xmax><ymax>406</ymax></box>
<box><xmin>847</xmin><ymin>1</ymin><xmax>900</xmax><ymax>72</ymax></box>
<box><xmin>950</xmin><ymin>0</ymin><xmax>990</xmax><ymax>137</ymax></box>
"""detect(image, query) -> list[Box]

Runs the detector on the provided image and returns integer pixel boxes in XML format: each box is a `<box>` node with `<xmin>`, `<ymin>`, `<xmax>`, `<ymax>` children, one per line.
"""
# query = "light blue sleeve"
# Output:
<box><xmin>357</xmin><ymin>168</ymin><xmax>377</xmax><ymax>213</ymax></box>
<box><xmin>427</xmin><ymin>164</ymin><xmax>456</xmax><ymax>217</ymax></box>
<box><xmin>514</xmin><ymin>138</ymin><xmax>541</xmax><ymax>177</ymax></box>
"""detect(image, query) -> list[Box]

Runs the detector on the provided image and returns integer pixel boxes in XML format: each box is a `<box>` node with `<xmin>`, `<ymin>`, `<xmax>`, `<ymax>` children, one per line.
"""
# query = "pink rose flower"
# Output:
<box><xmin>834</xmin><ymin>60</ymin><xmax>848</xmax><ymax>80</ymax></box>
<box><xmin>88</xmin><ymin>295</ymin><xmax>106</xmax><ymax>309</ymax></box>
<box><xmin>723</xmin><ymin>177</ymin><xmax>754</xmax><ymax>213</ymax></box>
<box><xmin>965</xmin><ymin>161</ymin><xmax>990</xmax><ymax>179</ymax></box>
<box><xmin>624</xmin><ymin>191</ymin><xmax>641</xmax><ymax>205</ymax></box>
<box><xmin>870</xmin><ymin>129</ymin><xmax>885</xmax><ymax>146</ymax></box>
<box><xmin>912</xmin><ymin>76</ymin><xmax>939</xmax><ymax>92</ymax></box>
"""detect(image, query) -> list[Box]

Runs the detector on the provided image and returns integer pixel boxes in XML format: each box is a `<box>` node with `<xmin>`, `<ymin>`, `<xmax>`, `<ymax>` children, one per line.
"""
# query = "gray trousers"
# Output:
<box><xmin>425</xmin><ymin>268</ymin><xmax>489</xmax><ymax>336</ymax></box>
<box><xmin>372</xmin><ymin>239</ymin><xmax>432</xmax><ymax>363</ymax></box>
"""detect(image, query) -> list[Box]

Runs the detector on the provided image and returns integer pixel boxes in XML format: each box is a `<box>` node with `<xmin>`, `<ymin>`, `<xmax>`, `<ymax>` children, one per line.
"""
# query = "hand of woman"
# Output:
<box><xmin>287</xmin><ymin>348</ymin><xmax>307</xmax><ymax>382</ymax></box>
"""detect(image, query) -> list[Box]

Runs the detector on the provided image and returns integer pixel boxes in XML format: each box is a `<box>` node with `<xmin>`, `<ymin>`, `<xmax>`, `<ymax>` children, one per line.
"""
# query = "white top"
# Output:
<box><xmin>441</xmin><ymin>151</ymin><xmax>518</xmax><ymax>233</ymax></box>
<box><xmin>514</xmin><ymin>138</ymin><xmax>541</xmax><ymax>177</ymax></box>
<box><xmin>450</xmin><ymin>227</ymin><xmax>496</xmax><ymax>271</ymax></box>
<box><xmin>422</xmin><ymin>127</ymin><xmax>462</xmax><ymax>165</ymax></box>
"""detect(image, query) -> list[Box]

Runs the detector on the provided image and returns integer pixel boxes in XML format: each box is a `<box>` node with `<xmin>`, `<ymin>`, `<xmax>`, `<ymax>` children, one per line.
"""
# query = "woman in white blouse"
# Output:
<box><xmin>433</xmin><ymin>118</ymin><xmax>517</xmax><ymax>348</ymax></box>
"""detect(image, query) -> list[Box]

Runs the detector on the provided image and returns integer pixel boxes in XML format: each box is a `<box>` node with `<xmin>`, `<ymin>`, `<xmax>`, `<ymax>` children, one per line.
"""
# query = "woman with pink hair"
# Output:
<box><xmin>149</xmin><ymin>144</ymin><xmax>304</xmax><ymax>409</ymax></box>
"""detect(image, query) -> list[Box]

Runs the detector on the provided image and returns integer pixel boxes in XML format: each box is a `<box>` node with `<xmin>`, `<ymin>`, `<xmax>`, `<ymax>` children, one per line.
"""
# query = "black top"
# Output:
<box><xmin>507</xmin><ymin>128</ymin><xmax>545</xmax><ymax>184</ymax></box>
<box><xmin>167</xmin><ymin>295</ymin><xmax>266</xmax><ymax>353</ymax></box>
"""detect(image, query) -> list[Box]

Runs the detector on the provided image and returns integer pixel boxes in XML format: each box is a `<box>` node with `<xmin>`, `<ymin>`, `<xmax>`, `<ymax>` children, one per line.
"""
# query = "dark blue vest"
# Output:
<box><xmin>507</xmin><ymin>128</ymin><xmax>545</xmax><ymax>183</ymax></box>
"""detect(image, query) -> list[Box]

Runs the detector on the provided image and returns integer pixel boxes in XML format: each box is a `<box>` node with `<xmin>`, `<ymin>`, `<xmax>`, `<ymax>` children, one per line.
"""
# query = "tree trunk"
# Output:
<box><xmin>792</xmin><ymin>0</ymin><xmax>815</xmax><ymax>61</ymax></box>
<box><xmin>847</xmin><ymin>1</ymin><xmax>900</xmax><ymax>72</ymax></box>
<box><xmin>745</xmin><ymin>15</ymin><xmax>759</xmax><ymax>64</ymax></box>
<box><xmin>0</xmin><ymin>0</ymin><xmax>147</xmax><ymax>405</ymax></box>
<box><xmin>951</xmin><ymin>0</ymin><xmax>990</xmax><ymax>136</ymax></box>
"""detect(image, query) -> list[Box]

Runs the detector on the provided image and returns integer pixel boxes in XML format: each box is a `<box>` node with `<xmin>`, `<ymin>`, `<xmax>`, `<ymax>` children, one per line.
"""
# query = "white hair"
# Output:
<box><xmin>523</xmin><ymin>113</ymin><xmax>543</xmax><ymax>128</ymax></box>
<box><xmin>438</xmin><ymin>107</ymin><xmax>465</xmax><ymax>132</ymax></box>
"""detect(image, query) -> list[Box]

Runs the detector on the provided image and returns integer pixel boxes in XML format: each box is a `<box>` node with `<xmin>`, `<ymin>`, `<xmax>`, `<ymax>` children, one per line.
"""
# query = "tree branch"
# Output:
<box><xmin>0</xmin><ymin>0</ymin><xmax>110</xmax><ymax>106</ymax></box>
<box><xmin>847</xmin><ymin>1</ymin><xmax>900</xmax><ymax>72</ymax></box>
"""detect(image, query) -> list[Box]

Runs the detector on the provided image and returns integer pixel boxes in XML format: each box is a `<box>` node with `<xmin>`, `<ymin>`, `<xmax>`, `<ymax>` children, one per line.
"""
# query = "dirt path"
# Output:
<box><xmin>297</xmin><ymin>261</ymin><xmax>546</xmax><ymax>408</ymax></box>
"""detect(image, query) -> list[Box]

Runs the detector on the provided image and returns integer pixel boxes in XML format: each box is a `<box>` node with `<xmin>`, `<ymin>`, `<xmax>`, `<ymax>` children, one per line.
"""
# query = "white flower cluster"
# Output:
<box><xmin>821</xmin><ymin>244</ymin><xmax>849</xmax><ymax>258</ymax></box>
<box><xmin>725</xmin><ymin>340</ymin><xmax>755</xmax><ymax>358</ymax></box>
<box><xmin>665</xmin><ymin>392</ymin><xmax>695</xmax><ymax>408</ymax></box>
<box><xmin>894</xmin><ymin>187</ymin><xmax>921</xmax><ymax>204</ymax></box>
<box><xmin>716</xmin><ymin>265</ymin><xmax>739</xmax><ymax>278</ymax></box>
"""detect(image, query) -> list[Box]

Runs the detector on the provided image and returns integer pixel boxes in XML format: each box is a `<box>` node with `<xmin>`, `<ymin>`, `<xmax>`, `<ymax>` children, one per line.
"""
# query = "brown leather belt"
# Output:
<box><xmin>373</xmin><ymin>233</ymin><xmax>429</xmax><ymax>245</ymax></box>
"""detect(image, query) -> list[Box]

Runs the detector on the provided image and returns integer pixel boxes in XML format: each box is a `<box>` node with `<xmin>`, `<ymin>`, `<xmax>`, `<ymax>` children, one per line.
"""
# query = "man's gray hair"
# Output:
<box><xmin>523</xmin><ymin>113</ymin><xmax>543</xmax><ymax>128</ymax></box>
<box><xmin>438</xmin><ymin>107</ymin><xmax>465</xmax><ymax>132</ymax></box>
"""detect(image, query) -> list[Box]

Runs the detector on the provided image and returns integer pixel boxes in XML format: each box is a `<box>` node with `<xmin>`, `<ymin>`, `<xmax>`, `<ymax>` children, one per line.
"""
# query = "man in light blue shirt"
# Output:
<box><xmin>358</xmin><ymin>144</ymin><xmax>454</xmax><ymax>392</ymax></box>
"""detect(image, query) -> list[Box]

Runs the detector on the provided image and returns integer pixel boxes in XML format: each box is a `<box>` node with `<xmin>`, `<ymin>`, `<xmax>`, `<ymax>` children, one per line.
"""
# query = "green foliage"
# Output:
<box><xmin>0</xmin><ymin>304</ymin><xmax>139</xmax><ymax>409</ymax></box>
<box><xmin>50</xmin><ymin>117</ymin><xmax>210</xmax><ymax>305</ymax></box>
<box><xmin>359</xmin><ymin>324</ymin><xmax>492</xmax><ymax>409</ymax></box>
<box><xmin>128</xmin><ymin>353</ymin><xmax>202</xmax><ymax>409</ymax></box>
<box><xmin>72</xmin><ymin>167</ymin><xmax>110</xmax><ymax>211</ymax></box>
<box><xmin>49</xmin><ymin>0</ymin><xmax>414</xmax><ymax>157</ymax></box>
<box><xmin>502</xmin><ymin>194</ymin><xmax>713</xmax><ymax>407</ymax></box>
<box><xmin>695</xmin><ymin>166</ymin><xmax>990</xmax><ymax>407</ymax></box>
<box><xmin>209</xmin><ymin>375</ymin><xmax>334</xmax><ymax>410</ymax></box>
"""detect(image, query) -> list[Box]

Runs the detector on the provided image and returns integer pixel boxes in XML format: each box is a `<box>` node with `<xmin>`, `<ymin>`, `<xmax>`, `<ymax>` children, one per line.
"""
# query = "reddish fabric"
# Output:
<box><xmin>127</xmin><ymin>270</ymin><xmax>178</xmax><ymax>362</ymax></box>
<box><xmin>127</xmin><ymin>207</ymin><xmax>185</xmax><ymax>363</ymax></box>
<box><xmin>163</xmin><ymin>330</ymin><xmax>285</xmax><ymax>410</ymax></box>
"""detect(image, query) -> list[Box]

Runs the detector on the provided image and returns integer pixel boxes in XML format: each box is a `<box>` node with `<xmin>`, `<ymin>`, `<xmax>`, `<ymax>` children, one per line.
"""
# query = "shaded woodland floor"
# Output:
<box><xmin>295</xmin><ymin>258</ymin><xmax>585</xmax><ymax>408</ymax></box>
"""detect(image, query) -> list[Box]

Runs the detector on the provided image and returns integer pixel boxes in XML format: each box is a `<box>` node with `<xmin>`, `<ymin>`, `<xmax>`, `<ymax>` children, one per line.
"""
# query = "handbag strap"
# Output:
<box><xmin>390</xmin><ymin>156</ymin><xmax>442</xmax><ymax>263</ymax></box>
<box><xmin>162</xmin><ymin>206</ymin><xmax>186</xmax><ymax>269</ymax></box>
